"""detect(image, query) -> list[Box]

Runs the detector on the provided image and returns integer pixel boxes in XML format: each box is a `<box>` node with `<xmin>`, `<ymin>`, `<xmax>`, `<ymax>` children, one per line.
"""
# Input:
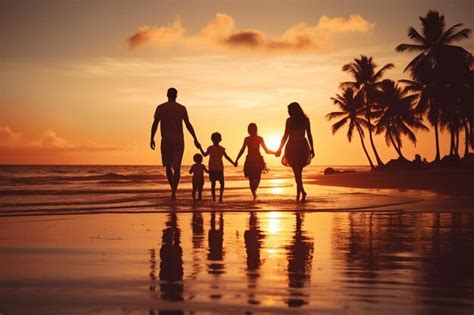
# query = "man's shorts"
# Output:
<box><xmin>209</xmin><ymin>170</ymin><xmax>224</xmax><ymax>182</ymax></box>
<box><xmin>161</xmin><ymin>140</ymin><xmax>184</xmax><ymax>169</ymax></box>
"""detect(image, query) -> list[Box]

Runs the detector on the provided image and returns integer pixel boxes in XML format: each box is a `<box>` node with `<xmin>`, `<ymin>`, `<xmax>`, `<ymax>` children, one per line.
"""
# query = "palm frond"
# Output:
<box><xmin>395</xmin><ymin>43</ymin><xmax>425</xmax><ymax>53</ymax></box>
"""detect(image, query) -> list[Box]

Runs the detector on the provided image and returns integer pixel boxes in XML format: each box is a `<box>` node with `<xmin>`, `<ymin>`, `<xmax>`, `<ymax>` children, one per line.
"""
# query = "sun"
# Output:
<box><xmin>265</xmin><ymin>134</ymin><xmax>281</xmax><ymax>151</ymax></box>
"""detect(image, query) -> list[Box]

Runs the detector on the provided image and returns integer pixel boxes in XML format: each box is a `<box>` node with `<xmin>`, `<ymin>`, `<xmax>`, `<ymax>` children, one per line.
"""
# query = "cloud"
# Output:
<box><xmin>0</xmin><ymin>127</ymin><xmax>120</xmax><ymax>152</ymax></box>
<box><xmin>0</xmin><ymin>126</ymin><xmax>22</xmax><ymax>143</ymax></box>
<box><xmin>126</xmin><ymin>13</ymin><xmax>375</xmax><ymax>52</ymax></box>
<box><xmin>126</xmin><ymin>17</ymin><xmax>185</xmax><ymax>50</ymax></box>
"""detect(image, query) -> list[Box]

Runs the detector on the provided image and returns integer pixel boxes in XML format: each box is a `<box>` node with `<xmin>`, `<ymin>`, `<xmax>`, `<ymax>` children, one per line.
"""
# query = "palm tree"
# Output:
<box><xmin>327</xmin><ymin>88</ymin><xmax>375</xmax><ymax>169</ymax></box>
<box><xmin>341</xmin><ymin>55</ymin><xmax>394</xmax><ymax>166</ymax></box>
<box><xmin>396</xmin><ymin>10</ymin><xmax>472</xmax><ymax>161</ymax></box>
<box><xmin>375</xmin><ymin>80</ymin><xmax>429</xmax><ymax>159</ymax></box>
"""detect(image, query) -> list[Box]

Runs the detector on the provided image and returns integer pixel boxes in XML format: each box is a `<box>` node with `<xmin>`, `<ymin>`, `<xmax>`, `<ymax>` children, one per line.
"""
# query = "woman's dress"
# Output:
<box><xmin>282</xmin><ymin>118</ymin><xmax>311</xmax><ymax>168</ymax></box>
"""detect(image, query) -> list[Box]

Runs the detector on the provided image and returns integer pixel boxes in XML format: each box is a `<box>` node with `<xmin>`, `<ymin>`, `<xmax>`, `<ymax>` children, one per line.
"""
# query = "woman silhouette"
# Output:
<box><xmin>276</xmin><ymin>102</ymin><xmax>314</xmax><ymax>202</ymax></box>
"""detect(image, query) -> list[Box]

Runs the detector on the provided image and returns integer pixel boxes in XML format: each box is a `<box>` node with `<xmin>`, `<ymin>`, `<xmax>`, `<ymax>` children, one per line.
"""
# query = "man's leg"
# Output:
<box><xmin>165</xmin><ymin>166</ymin><xmax>173</xmax><ymax>189</ymax></box>
<box><xmin>171</xmin><ymin>167</ymin><xmax>180</xmax><ymax>200</ymax></box>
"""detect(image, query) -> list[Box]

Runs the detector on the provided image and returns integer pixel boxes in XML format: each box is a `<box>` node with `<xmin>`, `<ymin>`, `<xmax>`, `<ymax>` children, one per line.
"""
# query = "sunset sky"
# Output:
<box><xmin>1</xmin><ymin>0</ymin><xmax>473</xmax><ymax>165</ymax></box>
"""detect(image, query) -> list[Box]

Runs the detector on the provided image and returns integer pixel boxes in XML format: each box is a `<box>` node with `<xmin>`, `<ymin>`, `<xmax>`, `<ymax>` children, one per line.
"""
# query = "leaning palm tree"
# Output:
<box><xmin>396</xmin><ymin>10</ymin><xmax>472</xmax><ymax>161</ymax></box>
<box><xmin>341</xmin><ymin>55</ymin><xmax>394</xmax><ymax>166</ymax></box>
<box><xmin>327</xmin><ymin>88</ymin><xmax>375</xmax><ymax>169</ymax></box>
<box><xmin>375</xmin><ymin>80</ymin><xmax>429</xmax><ymax>159</ymax></box>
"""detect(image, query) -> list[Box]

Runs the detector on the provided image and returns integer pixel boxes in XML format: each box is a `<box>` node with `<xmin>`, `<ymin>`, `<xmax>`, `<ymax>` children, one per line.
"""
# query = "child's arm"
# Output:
<box><xmin>223</xmin><ymin>151</ymin><xmax>236</xmax><ymax>167</ymax></box>
<box><xmin>260</xmin><ymin>137</ymin><xmax>275</xmax><ymax>155</ymax></box>
<box><xmin>189</xmin><ymin>165</ymin><xmax>194</xmax><ymax>174</ymax></box>
<box><xmin>235</xmin><ymin>139</ymin><xmax>247</xmax><ymax>165</ymax></box>
<box><xmin>200</xmin><ymin>147</ymin><xmax>209</xmax><ymax>157</ymax></box>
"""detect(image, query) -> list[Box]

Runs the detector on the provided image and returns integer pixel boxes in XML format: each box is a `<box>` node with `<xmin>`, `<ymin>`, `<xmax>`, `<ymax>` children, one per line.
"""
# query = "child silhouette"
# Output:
<box><xmin>236</xmin><ymin>123</ymin><xmax>275</xmax><ymax>200</ymax></box>
<box><xmin>200</xmin><ymin>132</ymin><xmax>236</xmax><ymax>203</ymax></box>
<box><xmin>189</xmin><ymin>153</ymin><xmax>208</xmax><ymax>201</ymax></box>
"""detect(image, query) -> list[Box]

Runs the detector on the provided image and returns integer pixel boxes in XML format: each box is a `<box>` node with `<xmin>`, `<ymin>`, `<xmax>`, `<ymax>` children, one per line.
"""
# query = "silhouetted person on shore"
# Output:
<box><xmin>189</xmin><ymin>153</ymin><xmax>208</xmax><ymax>201</ymax></box>
<box><xmin>150</xmin><ymin>88</ymin><xmax>201</xmax><ymax>201</ymax></box>
<box><xmin>236</xmin><ymin>123</ymin><xmax>275</xmax><ymax>200</ymax></box>
<box><xmin>200</xmin><ymin>132</ymin><xmax>236</xmax><ymax>203</ymax></box>
<box><xmin>276</xmin><ymin>102</ymin><xmax>315</xmax><ymax>202</ymax></box>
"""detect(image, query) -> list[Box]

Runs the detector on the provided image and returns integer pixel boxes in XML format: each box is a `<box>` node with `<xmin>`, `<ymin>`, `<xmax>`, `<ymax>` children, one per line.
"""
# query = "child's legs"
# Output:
<box><xmin>192</xmin><ymin>184</ymin><xmax>197</xmax><ymax>199</ymax></box>
<box><xmin>218</xmin><ymin>179</ymin><xmax>224</xmax><ymax>200</ymax></box>
<box><xmin>211</xmin><ymin>180</ymin><xmax>216</xmax><ymax>201</ymax></box>
<box><xmin>198</xmin><ymin>186</ymin><xmax>203</xmax><ymax>199</ymax></box>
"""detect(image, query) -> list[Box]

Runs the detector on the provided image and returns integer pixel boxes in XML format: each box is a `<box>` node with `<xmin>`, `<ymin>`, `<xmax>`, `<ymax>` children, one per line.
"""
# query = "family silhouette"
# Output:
<box><xmin>150</xmin><ymin>88</ymin><xmax>315</xmax><ymax>202</ymax></box>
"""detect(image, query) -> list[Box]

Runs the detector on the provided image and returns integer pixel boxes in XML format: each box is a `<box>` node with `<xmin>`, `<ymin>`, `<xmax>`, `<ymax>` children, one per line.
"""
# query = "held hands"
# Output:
<box><xmin>150</xmin><ymin>139</ymin><xmax>156</xmax><ymax>150</ymax></box>
<box><xmin>275</xmin><ymin>149</ymin><xmax>282</xmax><ymax>157</ymax></box>
<box><xmin>233</xmin><ymin>160</ymin><xmax>238</xmax><ymax>167</ymax></box>
<box><xmin>194</xmin><ymin>139</ymin><xmax>202</xmax><ymax>150</ymax></box>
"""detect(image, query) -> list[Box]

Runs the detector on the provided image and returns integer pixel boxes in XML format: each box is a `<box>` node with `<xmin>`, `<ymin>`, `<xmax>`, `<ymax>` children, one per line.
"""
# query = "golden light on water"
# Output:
<box><xmin>265</xmin><ymin>211</ymin><xmax>282</xmax><ymax>234</ymax></box>
<box><xmin>269</xmin><ymin>179</ymin><xmax>286</xmax><ymax>195</ymax></box>
<box><xmin>265</xmin><ymin>134</ymin><xmax>281</xmax><ymax>152</ymax></box>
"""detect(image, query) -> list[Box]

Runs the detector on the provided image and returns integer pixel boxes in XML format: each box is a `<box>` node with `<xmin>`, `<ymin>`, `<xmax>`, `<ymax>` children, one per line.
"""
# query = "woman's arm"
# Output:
<box><xmin>235</xmin><ymin>139</ymin><xmax>247</xmax><ymax>165</ymax></box>
<box><xmin>276</xmin><ymin>119</ymin><xmax>290</xmax><ymax>157</ymax></box>
<box><xmin>306</xmin><ymin>119</ymin><xmax>315</xmax><ymax>158</ymax></box>
<box><xmin>260</xmin><ymin>137</ymin><xmax>275</xmax><ymax>155</ymax></box>
<box><xmin>204</xmin><ymin>165</ymin><xmax>209</xmax><ymax>173</ymax></box>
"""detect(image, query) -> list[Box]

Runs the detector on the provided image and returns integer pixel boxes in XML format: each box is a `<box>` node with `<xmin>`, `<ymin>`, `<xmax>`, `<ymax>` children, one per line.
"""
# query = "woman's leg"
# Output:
<box><xmin>291</xmin><ymin>166</ymin><xmax>300</xmax><ymax>201</ymax></box>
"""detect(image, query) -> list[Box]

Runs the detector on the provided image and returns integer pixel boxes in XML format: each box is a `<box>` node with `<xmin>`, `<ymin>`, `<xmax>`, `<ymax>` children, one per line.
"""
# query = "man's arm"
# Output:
<box><xmin>183</xmin><ymin>108</ymin><xmax>201</xmax><ymax>149</ymax></box>
<box><xmin>150</xmin><ymin>118</ymin><xmax>159</xmax><ymax>150</ymax></box>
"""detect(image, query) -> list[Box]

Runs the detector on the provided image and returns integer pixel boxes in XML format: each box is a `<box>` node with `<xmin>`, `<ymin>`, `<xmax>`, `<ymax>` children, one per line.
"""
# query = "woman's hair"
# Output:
<box><xmin>211</xmin><ymin>132</ymin><xmax>222</xmax><ymax>144</ymax></box>
<box><xmin>288</xmin><ymin>102</ymin><xmax>308</xmax><ymax>127</ymax></box>
<box><xmin>247</xmin><ymin>123</ymin><xmax>258</xmax><ymax>136</ymax></box>
<box><xmin>193</xmin><ymin>153</ymin><xmax>203</xmax><ymax>163</ymax></box>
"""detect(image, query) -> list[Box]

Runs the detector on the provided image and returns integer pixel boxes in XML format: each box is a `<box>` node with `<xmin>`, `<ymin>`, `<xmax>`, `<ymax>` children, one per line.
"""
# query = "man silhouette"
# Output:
<box><xmin>150</xmin><ymin>88</ymin><xmax>201</xmax><ymax>200</ymax></box>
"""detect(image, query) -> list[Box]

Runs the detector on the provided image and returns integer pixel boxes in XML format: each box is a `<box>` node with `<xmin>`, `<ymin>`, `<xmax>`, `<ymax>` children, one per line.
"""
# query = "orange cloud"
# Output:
<box><xmin>0</xmin><ymin>126</ymin><xmax>22</xmax><ymax>143</ymax></box>
<box><xmin>0</xmin><ymin>127</ymin><xmax>119</xmax><ymax>152</ymax></box>
<box><xmin>126</xmin><ymin>13</ymin><xmax>375</xmax><ymax>52</ymax></box>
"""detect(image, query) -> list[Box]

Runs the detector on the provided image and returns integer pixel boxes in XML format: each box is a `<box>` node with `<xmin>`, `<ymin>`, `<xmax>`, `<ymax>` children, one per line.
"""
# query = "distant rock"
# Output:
<box><xmin>324</xmin><ymin>167</ymin><xmax>355</xmax><ymax>175</ymax></box>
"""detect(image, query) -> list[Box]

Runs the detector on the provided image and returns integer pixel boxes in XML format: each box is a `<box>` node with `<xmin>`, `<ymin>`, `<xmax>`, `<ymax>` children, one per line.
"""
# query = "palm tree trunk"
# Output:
<box><xmin>434</xmin><ymin>122</ymin><xmax>441</xmax><ymax>161</ymax></box>
<box><xmin>454</xmin><ymin>128</ymin><xmax>460</xmax><ymax>157</ymax></box>
<box><xmin>465</xmin><ymin>119</ymin><xmax>471</xmax><ymax>157</ymax></box>
<box><xmin>449</xmin><ymin>129</ymin><xmax>455</xmax><ymax>156</ymax></box>
<box><xmin>356</xmin><ymin>124</ymin><xmax>375</xmax><ymax>170</ymax></box>
<box><xmin>388</xmin><ymin>133</ymin><xmax>405</xmax><ymax>159</ymax></box>
<box><xmin>366</xmin><ymin>113</ymin><xmax>384</xmax><ymax>166</ymax></box>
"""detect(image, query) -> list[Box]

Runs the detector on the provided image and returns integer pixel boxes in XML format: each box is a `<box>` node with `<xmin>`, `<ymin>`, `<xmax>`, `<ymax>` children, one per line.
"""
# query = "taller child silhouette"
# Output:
<box><xmin>150</xmin><ymin>88</ymin><xmax>201</xmax><ymax>200</ymax></box>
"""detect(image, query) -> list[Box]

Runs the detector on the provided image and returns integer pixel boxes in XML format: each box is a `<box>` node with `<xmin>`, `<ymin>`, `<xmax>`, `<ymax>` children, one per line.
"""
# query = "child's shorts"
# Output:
<box><xmin>209</xmin><ymin>170</ymin><xmax>224</xmax><ymax>182</ymax></box>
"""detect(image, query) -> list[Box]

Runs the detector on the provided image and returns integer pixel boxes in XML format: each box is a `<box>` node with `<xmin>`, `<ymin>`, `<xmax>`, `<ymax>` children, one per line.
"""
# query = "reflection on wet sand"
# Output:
<box><xmin>191</xmin><ymin>210</ymin><xmax>204</xmax><ymax>279</ymax></box>
<box><xmin>285</xmin><ymin>213</ymin><xmax>314</xmax><ymax>307</ymax></box>
<box><xmin>244</xmin><ymin>212</ymin><xmax>265</xmax><ymax>305</ymax></box>
<box><xmin>142</xmin><ymin>210</ymin><xmax>474</xmax><ymax>313</ymax></box>
<box><xmin>332</xmin><ymin>211</ymin><xmax>474</xmax><ymax>311</ymax></box>
<box><xmin>208</xmin><ymin>212</ymin><xmax>225</xmax><ymax>299</ymax></box>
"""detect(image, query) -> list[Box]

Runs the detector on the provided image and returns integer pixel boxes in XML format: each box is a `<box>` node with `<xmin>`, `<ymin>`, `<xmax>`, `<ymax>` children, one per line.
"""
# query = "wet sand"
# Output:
<box><xmin>1</xmin><ymin>181</ymin><xmax>474</xmax><ymax>314</ymax></box>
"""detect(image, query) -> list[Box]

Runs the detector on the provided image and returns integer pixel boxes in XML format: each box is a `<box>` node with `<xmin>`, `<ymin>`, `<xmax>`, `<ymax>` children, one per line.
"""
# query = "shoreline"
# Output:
<box><xmin>311</xmin><ymin>168</ymin><xmax>474</xmax><ymax>195</ymax></box>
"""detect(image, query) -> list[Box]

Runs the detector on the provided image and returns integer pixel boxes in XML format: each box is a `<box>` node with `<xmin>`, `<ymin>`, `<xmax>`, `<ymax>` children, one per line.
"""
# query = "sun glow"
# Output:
<box><xmin>265</xmin><ymin>134</ymin><xmax>281</xmax><ymax>152</ymax></box>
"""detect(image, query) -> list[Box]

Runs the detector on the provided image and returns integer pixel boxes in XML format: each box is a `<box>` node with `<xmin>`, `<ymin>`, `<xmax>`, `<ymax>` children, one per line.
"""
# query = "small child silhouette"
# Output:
<box><xmin>200</xmin><ymin>132</ymin><xmax>236</xmax><ymax>203</ymax></box>
<box><xmin>189</xmin><ymin>153</ymin><xmax>208</xmax><ymax>201</ymax></box>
